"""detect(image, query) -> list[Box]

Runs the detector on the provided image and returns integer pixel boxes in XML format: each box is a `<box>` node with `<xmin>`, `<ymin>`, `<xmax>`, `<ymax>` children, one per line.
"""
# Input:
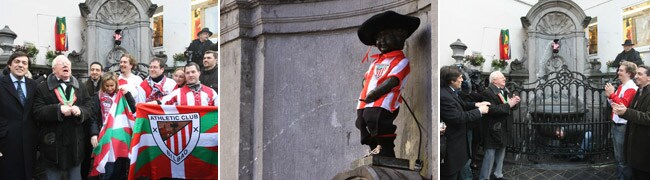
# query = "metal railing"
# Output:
<box><xmin>504</xmin><ymin>65</ymin><xmax>614</xmax><ymax>163</ymax></box>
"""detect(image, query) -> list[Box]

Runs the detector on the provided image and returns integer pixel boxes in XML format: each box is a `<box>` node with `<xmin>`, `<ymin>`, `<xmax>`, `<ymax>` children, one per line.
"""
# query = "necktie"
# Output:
<box><xmin>60</xmin><ymin>82</ymin><xmax>72</xmax><ymax>99</ymax></box>
<box><xmin>16</xmin><ymin>81</ymin><xmax>25</xmax><ymax>105</ymax></box>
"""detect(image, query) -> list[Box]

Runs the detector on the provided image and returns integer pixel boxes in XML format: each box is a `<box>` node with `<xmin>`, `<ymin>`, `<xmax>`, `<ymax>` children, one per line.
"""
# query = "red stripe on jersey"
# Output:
<box><xmin>180</xmin><ymin>86</ymin><xmax>189</xmax><ymax>105</ymax></box>
<box><xmin>139</xmin><ymin>81</ymin><xmax>153</xmax><ymax>99</ymax></box>
<box><xmin>201</xmin><ymin>85</ymin><xmax>216</xmax><ymax>106</ymax></box>
<box><xmin>194</xmin><ymin>91</ymin><xmax>201</xmax><ymax>106</ymax></box>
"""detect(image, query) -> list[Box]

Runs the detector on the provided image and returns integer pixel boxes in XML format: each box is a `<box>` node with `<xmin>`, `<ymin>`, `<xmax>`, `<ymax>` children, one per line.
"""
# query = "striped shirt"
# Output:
<box><xmin>160</xmin><ymin>84</ymin><xmax>219</xmax><ymax>107</ymax></box>
<box><xmin>119</xmin><ymin>74</ymin><xmax>143</xmax><ymax>98</ymax></box>
<box><xmin>358</xmin><ymin>50</ymin><xmax>410</xmax><ymax>112</ymax></box>
<box><xmin>135</xmin><ymin>77</ymin><xmax>177</xmax><ymax>103</ymax></box>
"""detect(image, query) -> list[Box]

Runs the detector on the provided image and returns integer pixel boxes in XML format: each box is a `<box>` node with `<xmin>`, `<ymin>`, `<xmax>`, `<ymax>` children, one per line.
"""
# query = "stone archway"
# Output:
<box><xmin>521</xmin><ymin>0</ymin><xmax>591</xmax><ymax>81</ymax></box>
<box><xmin>79</xmin><ymin>0</ymin><xmax>157</xmax><ymax>67</ymax></box>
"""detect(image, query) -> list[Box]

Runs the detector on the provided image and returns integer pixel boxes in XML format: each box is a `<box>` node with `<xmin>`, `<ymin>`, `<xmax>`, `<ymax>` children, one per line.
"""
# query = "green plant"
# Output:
<box><xmin>491</xmin><ymin>59</ymin><xmax>508</xmax><ymax>70</ymax></box>
<box><xmin>606</xmin><ymin>60</ymin><xmax>615</xmax><ymax>68</ymax></box>
<box><xmin>45</xmin><ymin>50</ymin><xmax>57</xmax><ymax>63</ymax></box>
<box><xmin>173</xmin><ymin>53</ymin><xmax>187</xmax><ymax>62</ymax></box>
<box><xmin>464</xmin><ymin>54</ymin><xmax>485</xmax><ymax>66</ymax></box>
<box><xmin>14</xmin><ymin>42</ymin><xmax>39</xmax><ymax>58</ymax></box>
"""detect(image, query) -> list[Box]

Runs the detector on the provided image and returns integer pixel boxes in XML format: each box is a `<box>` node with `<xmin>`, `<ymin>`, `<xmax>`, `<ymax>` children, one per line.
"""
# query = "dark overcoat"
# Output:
<box><xmin>620</xmin><ymin>86</ymin><xmax>650</xmax><ymax>172</ymax></box>
<box><xmin>33</xmin><ymin>75</ymin><xmax>92</xmax><ymax>170</ymax></box>
<box><xmin>479</xmin><ymin>84</ymin><xmax>515</xmax><ymax>149</ymax></box>
<box><xmin>0</xmin><ymin>75</ymin><xmax>37</xmax><ymax>179</ymax></box>
<box><xmin>440</xmin><ymin>87</ymin><xmax>482</xmax><ymax>176</ymax></box>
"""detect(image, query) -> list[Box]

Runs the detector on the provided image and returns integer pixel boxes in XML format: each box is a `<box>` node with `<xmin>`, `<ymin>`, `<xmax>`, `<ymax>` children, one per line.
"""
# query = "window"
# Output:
<box><xmin>587</xmin><ymin>17</ymin><xmax>597</xmax><ymax>55</ymax></box>
<box><xmin>191</xmin><ymin>0</ymin><xmax>219</xmax><ymax>40</ymax></box>
<box><xmin>623</xmin><ymin>2</ymin><xmax>650</xmax><ymax>47</ymax></box>
<box><xmin>152</xmin><ymin>6</ymin><xmax>164</xmax><ymax>47</ymax></box>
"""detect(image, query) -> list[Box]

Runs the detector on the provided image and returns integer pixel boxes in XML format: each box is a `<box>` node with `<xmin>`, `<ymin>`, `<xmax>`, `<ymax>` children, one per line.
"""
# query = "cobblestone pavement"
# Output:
<box><xmin>470</xmin><ymin>154</ymin><xmax>617</xmax><ymax>180</ymax></box>
<box><xmin>499</xmin><ymin>162</ymin><xmax>616</xmax><ymax>180</ymax></box>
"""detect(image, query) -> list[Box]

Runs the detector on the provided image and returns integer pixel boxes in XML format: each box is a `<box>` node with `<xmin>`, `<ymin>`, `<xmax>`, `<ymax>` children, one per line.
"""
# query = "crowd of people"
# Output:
<box><xmin>440</xmin><ymin>39</ymin><xmax>650</xmax><ymax>180</ymax></box>
<box><xmin>0</xmin><ymin>45</ymin><xmax>219</xmax><ymax>179</ymax></box>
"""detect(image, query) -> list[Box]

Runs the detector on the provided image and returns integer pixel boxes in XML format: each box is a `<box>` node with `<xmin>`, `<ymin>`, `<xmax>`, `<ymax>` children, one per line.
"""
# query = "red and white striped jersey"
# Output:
<box><xmin>358</xmin><ymin>50</ymin><xmax>410</xmax><ymax>112</ymax></box>
<box><xmin>135</xmin><ymin>77</ymin><xmax>177</xmax><ymax>103</ymax></box>
<box><xmin>160</xmin><ymin>84</ymin><xmax>219</xmax><ymax>107</ymax></box>
<box><xmin>119</xmin><ymin>74</ymin><xmax>143</xmax><ymax>98</ymax></box>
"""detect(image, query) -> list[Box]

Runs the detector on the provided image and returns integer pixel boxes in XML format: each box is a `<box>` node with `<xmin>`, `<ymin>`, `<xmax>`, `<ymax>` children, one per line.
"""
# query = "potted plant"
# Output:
<box><xmin>173</xmin><ymin>53</ymin><xmax>187</xmax><ymax>66</ymax></box>
<box><xmin>14</xmin><ymin>42</ymin><xmax>39</xmax><ymax>59</ymax></box>
<box><xmin>491</xmin><ymin>59</ymin><xmax>508</xmax><ymax>71</ymax></box>
<box><xmin>464</xmin><ymin>54</ymin><xmax>485</xmax><ymax>67</ymax></box>
<box><xmin>45</xmin><ymin>50</ymin><xmax>59</xmax><ymax>65</ymax></box>
<box><xmin>606</xmin><ymin>60</ymin><xmax>616</xmax><ymax>73</ymax></box>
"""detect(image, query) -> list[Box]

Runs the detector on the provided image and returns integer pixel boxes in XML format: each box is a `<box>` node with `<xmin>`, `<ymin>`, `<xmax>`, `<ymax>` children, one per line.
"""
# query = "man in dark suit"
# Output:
<box><xmin>440</xmin><ymin>66</ymin><xmax>489</xmax><ymax>180</ymax></box>
<box><xmin>478</xmin><ymin>71</ymin><xmax>520</xmax><ymax>180</ymax></box>
<box><xmin>33</xmin><ymin>55</ymin><xmax>92</xmax><ymax>180</ymax></box>
<box><xmin>0</xmin><ymin>51</ymin><xmax>38</xmax><ymax>179</ymax></box>
<box><xmin>614</xmin><ymin>65</ymin><xmax>650</xmax><ymax>179</ymax></box>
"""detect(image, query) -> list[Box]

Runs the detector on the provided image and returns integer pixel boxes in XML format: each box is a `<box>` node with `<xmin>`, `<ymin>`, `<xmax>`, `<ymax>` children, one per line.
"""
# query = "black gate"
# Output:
<box><xmin>505</xmin><ymin>65</ymin><xmax>614</xmax><ymax>163</ymax></box>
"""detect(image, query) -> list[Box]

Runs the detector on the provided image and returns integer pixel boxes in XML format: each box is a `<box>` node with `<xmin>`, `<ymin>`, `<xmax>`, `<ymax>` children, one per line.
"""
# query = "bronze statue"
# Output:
<box><xmin>355</xmin><ymin>11</ymin><xmax>419</xmax><ymax>157</ymax></box>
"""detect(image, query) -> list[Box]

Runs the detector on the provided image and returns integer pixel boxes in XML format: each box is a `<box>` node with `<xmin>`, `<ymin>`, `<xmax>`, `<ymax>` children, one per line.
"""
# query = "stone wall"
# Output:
<box><xmin>220</xmin><ymin>0</ymin><xmax>434</xmax><ymax>179</ymax></box>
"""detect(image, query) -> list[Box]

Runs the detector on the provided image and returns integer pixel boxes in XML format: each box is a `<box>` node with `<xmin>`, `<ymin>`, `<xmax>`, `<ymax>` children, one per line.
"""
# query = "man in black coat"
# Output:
<box><xmin>186</xmin><ymin>28</ymin><xmax>214</xmax><ymax>69</ymax></box>
<box><xmin>85</xmin><ymin>62</ymin><xmax>103</xmax><ymax>97</ymax></box>
<box><xmin>440</xmin><ymin>66</ymin><xmax>489</xmax><ymax>180</ymax></box>
<box><xmin>33</xmin><ymin>55</ymin><xmax>92</xmax><ymax>180</ymax></box>
<box><xmin>614</xmin><ymin>65</ymin><xmax>650</xmax><ymax>179</ymax></box>
<box><xmin>0</xmin><ymin>52</ymin><xmax>38</xmax><ymax>179</ymax></box>
<box><xmin>613</xmin><ymin>39</ymin><xmax>644</xmax><ymax>68</ymax></box>
<box><xmin>81</xmin><ymin>61</ymin><xmax>102</xmax><ymax>180</ymax></box>
<box><xmin>201</xmin><ymin>50</ymin><xmax>218</xmax><ymax>92</ymax></box>
<box><xmin>478</xmin><ymin>71</ymin><xmax>520</xmax><ymax>180</ymax></box>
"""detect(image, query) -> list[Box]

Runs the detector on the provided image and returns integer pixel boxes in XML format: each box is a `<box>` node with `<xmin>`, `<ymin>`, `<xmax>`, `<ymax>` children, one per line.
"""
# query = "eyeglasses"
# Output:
<box><xmin>55</xmin><ymin>62</ymin><xmax>71</xmax><ymax>66</ymax></box>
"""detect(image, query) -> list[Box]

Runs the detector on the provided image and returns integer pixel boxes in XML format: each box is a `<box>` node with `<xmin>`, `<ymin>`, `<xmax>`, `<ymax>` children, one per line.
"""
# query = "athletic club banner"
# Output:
<box><xmin>129</xmin><ymin>104</ymin><xmax>218</xmax><ymax>180</ymax></box>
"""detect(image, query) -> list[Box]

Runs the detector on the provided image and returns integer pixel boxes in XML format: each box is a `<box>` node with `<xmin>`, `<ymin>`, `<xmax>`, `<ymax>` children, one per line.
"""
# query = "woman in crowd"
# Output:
<box><xmin>172</xmin><ymin>67</ymin><xmax>186</xmax><ymax>89</ymax></box>
<box><xmin>89</xmin><ymin>72</ymin><xmax>136</xmax><ymax>179</ymax></box>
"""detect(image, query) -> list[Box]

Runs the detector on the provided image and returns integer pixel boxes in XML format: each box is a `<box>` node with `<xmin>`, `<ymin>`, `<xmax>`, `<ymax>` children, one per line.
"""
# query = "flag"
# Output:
<box><xmin>55</xmin><ymin>17</ymin><xmax>68</xmax><ymax>51</ymax></box>
<box><xmin>129</xmin><ymin>104</ymin><xmax>218</xmax><ymax>180</ymax></box>
<box><xmin>499</xmin><ymin>29</ymin><xmax>510</xmax><ymax>60</ymax></box>
<box><xmin>90</xmin><ymin>91</ymin><xmax>135</xmax><ymax>176</ymax></box>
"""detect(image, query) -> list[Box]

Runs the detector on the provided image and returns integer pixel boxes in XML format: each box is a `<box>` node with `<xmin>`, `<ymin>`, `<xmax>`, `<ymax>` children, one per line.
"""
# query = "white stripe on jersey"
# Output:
<box><xmin>389</xmin><ymin>58</ymin><xmax>409</xmax><ymax>76</ymax></box>
<box><xmin>160</xmin><ymin>86</ymin><xmax>218</xmax><ymax>106</ymax></box>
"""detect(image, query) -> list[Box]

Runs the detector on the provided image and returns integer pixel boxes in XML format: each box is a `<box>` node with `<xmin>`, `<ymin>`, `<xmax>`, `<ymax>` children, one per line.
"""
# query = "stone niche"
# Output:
<box><xmin>79</xmin><ymin>0</ymin><xmax>156</xmax><ymax>67</ymax></box>
<box><xmin>220</xmin><ymin>0</ymin><xmax>432</xmax><ymax>179</ymax></box>
<box><xmin>521</xmin><ymin>0</ymin><xmax>591</xmax><ymax>81</ymax></box>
